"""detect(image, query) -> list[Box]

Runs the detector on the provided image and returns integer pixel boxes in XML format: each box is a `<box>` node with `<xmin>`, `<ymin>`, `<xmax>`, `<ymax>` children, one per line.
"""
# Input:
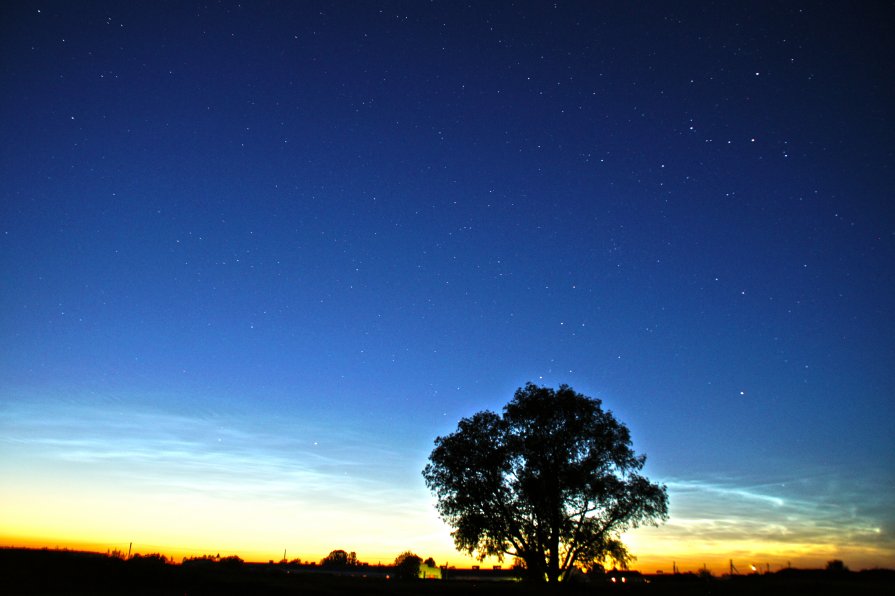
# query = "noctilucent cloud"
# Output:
<box><xmin>1</xmin><ymin>1</ymin><xmax>893</xmax><ymax>571</ymax></box>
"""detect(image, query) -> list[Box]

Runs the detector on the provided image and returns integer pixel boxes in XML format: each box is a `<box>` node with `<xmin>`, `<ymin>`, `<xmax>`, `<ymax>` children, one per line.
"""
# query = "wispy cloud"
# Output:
<box><xmin>1</xmin><ymin>398</ymin><xmax>421</xmax><ymax>516</ymax></box>
<box><xmin>642</xmin><ymin>472</ymin><xmax>895</xmax><ymax>561</ymax></box>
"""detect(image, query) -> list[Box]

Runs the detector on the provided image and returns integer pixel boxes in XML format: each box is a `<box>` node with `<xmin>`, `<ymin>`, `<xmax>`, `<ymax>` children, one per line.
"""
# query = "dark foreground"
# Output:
<box><xmin>2</xmin><ymin>548</ymin><xmax>892</xmax><ymax>596</ymax></box>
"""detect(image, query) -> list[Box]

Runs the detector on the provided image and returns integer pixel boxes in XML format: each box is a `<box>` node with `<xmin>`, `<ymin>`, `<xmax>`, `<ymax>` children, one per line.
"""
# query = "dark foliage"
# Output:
<box><xmin>393</xmin><ymin>551</ymin><xmax>422</xmax><ymax>580</ymax></box>
<box><xmin>826</xmin><ymin>559</ymin><xmax>849</xmax><ymax>573</ymax></box>
<box><xmin>423</xmin><ymin>383</ymin><xmax>669</xmax><ymax>582</ymax></box>
<box><xmin>321</xmin><ymin>549</ymin><xmax>359</xmax><ymax>567</ymax></box>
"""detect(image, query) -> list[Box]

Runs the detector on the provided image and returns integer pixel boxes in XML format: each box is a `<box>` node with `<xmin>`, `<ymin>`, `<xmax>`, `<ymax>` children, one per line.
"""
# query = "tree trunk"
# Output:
<box><xmin>547</xmin><ymin>523</ymin><xmax>560</xmax><ymax>582</ymax></box>
<box><xmin>521</xmin><ymin>553</ymin><xmax>545</xmax><ymax>582</ymax></box>
<box><xmin>547</xmin><ymin>565</ymin><xmax>560</xmax><ymax>583</ymax></box>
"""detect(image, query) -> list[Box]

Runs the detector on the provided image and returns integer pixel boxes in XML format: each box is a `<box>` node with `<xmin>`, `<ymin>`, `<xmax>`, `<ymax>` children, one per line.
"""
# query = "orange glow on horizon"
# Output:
<box><xmin>3</xmin><ymin>530</ymin><xmax>891</xmax><ymax>575</ymax></box>
<box><xmin>3</xmin><ymin>400</ymin><xmax>891</xmax><ymax>575</ymax></box>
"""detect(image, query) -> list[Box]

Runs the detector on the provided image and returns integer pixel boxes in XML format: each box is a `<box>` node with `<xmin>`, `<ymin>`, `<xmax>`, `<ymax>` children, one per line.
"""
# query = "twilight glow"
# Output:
<box><xmin>1</xmin><ymin>1</ymin><xmax>893</xmax><ymax>574</ymax></box>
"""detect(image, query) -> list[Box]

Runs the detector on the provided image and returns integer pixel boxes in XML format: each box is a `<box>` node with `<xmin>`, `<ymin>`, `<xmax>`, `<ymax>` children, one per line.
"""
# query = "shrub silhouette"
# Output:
<box><xmin>393</xmin><ymin>551</ymin><xmax>422</xmax><ymax>580</ymax></box>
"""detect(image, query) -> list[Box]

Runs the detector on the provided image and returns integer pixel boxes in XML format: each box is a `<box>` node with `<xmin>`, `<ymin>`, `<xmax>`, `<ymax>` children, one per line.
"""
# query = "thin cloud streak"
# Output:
<box><xmin>646</xmin><ymin>474</ymin><xmax>894</xmax><ymax>558</ymax></box>
<box><xmin>2</xmin><ymin>399</ymin><xmax>420</xmax><ymax>516</ymax></box>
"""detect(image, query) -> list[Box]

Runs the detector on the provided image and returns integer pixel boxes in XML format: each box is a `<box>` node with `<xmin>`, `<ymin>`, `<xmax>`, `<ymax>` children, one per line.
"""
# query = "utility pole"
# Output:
<box><xmin>127</xmin><ymin>542</ymin><xmax>132</xmax><ymax>560</ymax></box>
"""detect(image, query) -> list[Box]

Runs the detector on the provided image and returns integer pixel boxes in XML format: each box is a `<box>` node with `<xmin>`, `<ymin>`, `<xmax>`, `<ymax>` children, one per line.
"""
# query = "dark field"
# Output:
<box><xmin>2</xmin><ymin>548</ymin><xmax>892</xmax><ymax>596</ymax></box>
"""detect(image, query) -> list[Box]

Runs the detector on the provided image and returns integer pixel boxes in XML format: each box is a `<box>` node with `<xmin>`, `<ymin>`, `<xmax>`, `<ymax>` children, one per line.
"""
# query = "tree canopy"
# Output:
<box><xmin>422</xmin><ymin>383</ymin><xmax>668</xmax><ymax>582</ymax></box>
<box><xmin>393</xmin><ymin>551</ymin><xmax>422</xmax><ymax>580</ymax></box>
<box><xmin>320</xmin><ymin>549</ymin><xmax>358</xmax><ymax>567</ymax></box>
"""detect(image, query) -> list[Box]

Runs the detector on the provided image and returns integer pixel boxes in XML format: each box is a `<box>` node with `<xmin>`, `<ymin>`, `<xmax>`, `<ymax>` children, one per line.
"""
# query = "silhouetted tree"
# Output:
<box><xmin>128</xmin><ymin>553</ymin><xmax>168</xmax><ymax>564</ymax></box>
<box><xmin>697</xmin><ymin>567</ymin><xmax>714</xmax><ymax>580</ymax></box>
<box><xmin>321</xmin><ymin>549</ymin><xmax>357</xmax><ymax>567</ymax></box>
<box><xmin>423</xmin><ymin>383</ymin><xmax>668</xmax><ymax>583</ymax></box>
<box><xmin>393</xmin><ymin>551</ymin><xmax>422</xmax><ymax>580</ymax></box>
<box><xmin>182</xmin><ymin>555</ymin><xmax>216</xmax><ymax>568</ymax></box>
<box><xmin>219</xmin><ymin>555</ymin><xmax>243</xmax><ymax>568</ymax></box>
<box><xmin>423</xmin><ymin>556</ymin><xmax>436</xmax><ymax>568</ymax></box>
<box><xmin>826</xmin><ymin>559</ymin><xmax>849</xmax><ymax>573</ymax></box>
<box><xmin>127</xmin><ymin>553</ymin><xmax>169</xmax><ymax>572</ymax></box>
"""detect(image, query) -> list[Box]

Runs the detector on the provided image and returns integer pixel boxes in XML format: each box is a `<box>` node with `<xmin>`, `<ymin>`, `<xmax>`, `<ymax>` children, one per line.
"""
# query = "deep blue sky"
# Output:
<box><xmin>2</xmin><ymin>1</ymin><xmax>893</xmax><ymax>569</ymax></box>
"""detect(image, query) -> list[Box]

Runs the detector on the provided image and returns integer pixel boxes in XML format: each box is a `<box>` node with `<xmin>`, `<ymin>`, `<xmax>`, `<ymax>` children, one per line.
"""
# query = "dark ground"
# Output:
<box><xmin>2</xmin><ymin>548</ymin><xmax>892</xmax><ymax>596</ymax></box>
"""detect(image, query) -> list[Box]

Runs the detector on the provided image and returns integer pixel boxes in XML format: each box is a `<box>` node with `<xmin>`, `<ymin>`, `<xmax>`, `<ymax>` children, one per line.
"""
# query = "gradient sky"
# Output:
<box><xmin>1</xmin><ymin>1</ymin><xmax>893</xmax><ymax>573</ymax></box>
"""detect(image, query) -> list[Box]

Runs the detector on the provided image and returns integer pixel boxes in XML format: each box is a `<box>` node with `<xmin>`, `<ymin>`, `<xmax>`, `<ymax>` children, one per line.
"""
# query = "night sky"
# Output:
<box><xmin>2</xmin><ymin>1</ymin><xmax>893</xmax><ymax>571</ymax></box>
